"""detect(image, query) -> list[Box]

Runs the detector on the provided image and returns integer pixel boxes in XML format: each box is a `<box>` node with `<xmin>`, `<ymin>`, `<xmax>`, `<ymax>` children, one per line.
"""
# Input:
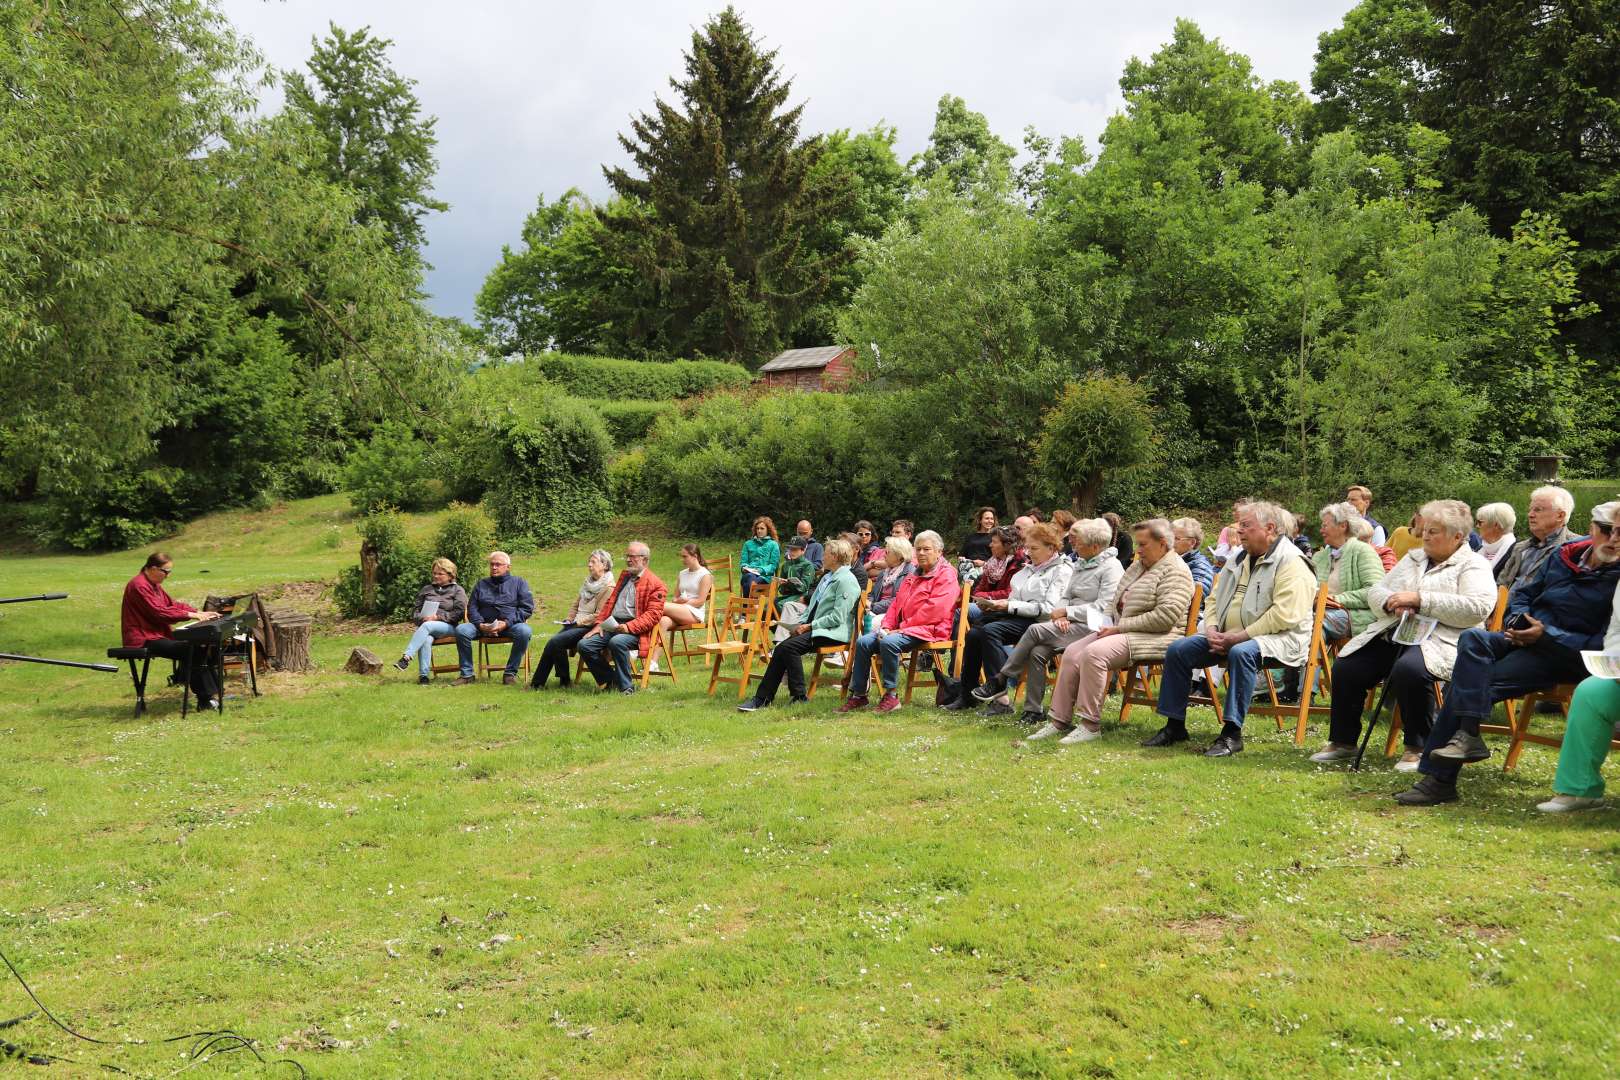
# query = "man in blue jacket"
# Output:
<box><xmin>1397</xmin><ymin>501</ymin><xmax>1620</xmax><ymax>805</ymax></box>
<box><xmin>454</xmin><ymin>551</ymin><xmax>535</xmax><ymax>685</ymax></box>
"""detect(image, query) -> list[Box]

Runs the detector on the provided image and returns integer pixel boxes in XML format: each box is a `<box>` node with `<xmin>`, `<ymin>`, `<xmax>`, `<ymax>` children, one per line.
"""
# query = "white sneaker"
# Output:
<box><xmin>1536</xmin><ymin>794</ymin><xmax>1603</xmax><ymax>813</ymax></box>
<box><xmin>825</xmin><ymin>651</ymin><xmax>845</xmax><ymax>667</ymax></box>
<box><xmin>1058</xmin><ymin>724</ymin><xmax>1102</xmax><ymax>745</ymax></box>
<box><xmin>648</xmin><ymin>658</ymin><xmax>660</xmax><ymax>673</ymax></box>
<box><xmin>1026</xmin><ymin>721</ymin><xmax>1067</xmax><ymax>741</ymax></box>
<box><xmin>1393</xmin><ymin>751</ymin><xmax>1421</xmax><ymax>773</ymax></box>
<box><xmin>1309</xmin><ymin>744</ymin><xmax>1356</xmax><ymax>763</ymax></box>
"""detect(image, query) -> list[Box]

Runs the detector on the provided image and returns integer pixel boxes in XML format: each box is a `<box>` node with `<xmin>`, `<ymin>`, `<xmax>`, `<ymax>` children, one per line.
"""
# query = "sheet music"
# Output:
<box><xmin>1581</xmin><ymin>651</ymin><xmax>1620</xmax><ymax>679</ymax></box>
<box><xmin>1391</xmin><ymin>612</ymin><xmax>1438</xmax><ymax>646</ymax></box>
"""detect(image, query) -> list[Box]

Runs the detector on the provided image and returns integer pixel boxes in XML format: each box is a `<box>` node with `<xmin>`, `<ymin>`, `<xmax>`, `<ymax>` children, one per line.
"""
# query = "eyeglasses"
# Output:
<box><xmin>625</xmin><ymin>552</ymin><xmax>647</xmax><ymax>560</ymax></box>
<box><xmin>1596</xmin><ymin>521</ymin><xmax>1615</xmax><ymax>536</ymax></box>
<box><xmin>154</xmin><ymin>566</ymin><xmax>172</xmax><ymax>575</ymax></box>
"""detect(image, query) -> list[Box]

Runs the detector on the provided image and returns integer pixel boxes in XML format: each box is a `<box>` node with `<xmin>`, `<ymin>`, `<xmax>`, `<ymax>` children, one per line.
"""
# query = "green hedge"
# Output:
<box><xmin>483</xmin><ymin>395</ymin><xmax>614</xmax><ymax>546</ymax></box>
<box><xmin>583</xmin><ymin>399</ymin><xmax>677</xmax><ymax>446</ymax></box>
<box><xmin>526</xmin><ymin>353</ymin><xmax>750</xmax><ymax>401</ymax></box>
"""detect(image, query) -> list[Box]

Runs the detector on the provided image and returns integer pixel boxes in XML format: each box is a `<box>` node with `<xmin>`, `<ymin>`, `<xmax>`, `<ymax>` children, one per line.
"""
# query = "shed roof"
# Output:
<box><xmin>758</xmin><ymin>345</ymin><xmax>852</xmax><ymax>373</ymax></box>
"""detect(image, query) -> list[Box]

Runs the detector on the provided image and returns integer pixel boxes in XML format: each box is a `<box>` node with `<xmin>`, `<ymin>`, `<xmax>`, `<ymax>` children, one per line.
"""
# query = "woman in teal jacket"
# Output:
<box><xmin>738</xmin><ymin>539</ymin><xmax>862</xmax><ymax>711</ymax></box>
<box><xmin>740</xmin><ymin>515</ymin><xmax>781</xmax><ymax>598</ymax></box>
<box><xmin>1313</xmin><ymin>502</ymin><xmax>1387</xmax><ymax>641</ymax></box>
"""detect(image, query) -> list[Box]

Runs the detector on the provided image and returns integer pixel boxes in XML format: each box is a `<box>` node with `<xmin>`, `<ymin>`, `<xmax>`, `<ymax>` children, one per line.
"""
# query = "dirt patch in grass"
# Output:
<box><xmin>1350</xmin><ymin>932</ymin><xmax>1406</xmax><ymax>951</ymax></box>
<box><xmin>1165</xmin><ymin>915</ymin><xmax>1242</xmax><ymax>941</ymax></box>
<box><xmin>1441</xmin><ymin>916</ymin><xmax>1513</xmax><ymax>943</ymax></box>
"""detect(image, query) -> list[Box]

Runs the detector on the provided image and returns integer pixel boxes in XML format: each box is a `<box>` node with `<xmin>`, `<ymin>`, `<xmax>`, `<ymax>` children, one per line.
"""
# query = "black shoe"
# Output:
<box><xmin>970</xmin><ymin>678</ymin><xmax>1005</xmax><ymax>702</ymax></box>
<box><xmin>940</xmin><ymin>696</ymin><xmax>973</xmax><ymax>711</ymax></box>
<box><xmin>788</xmin><ymin>696</ymin><xmax>809</xmax><ymax>705</ymax></box>
<box><xmin>1430</xmin><ymin>731</ymin><xmax>1490</xmax><ymax>763</ymax></box>
<box><xmin>1204</xmin><ymin>733</ymin><xmax>1244</xmax><ymax>758</ymax></box>
<box><xmin>1394</xmin><ymin>775</ymin><xmax>1458</xmax><ymax>806</ymax></box>
<box><xmin>418</xmin><ymin>675</ymin><xmax>430</xmax><ymax>685</ymax></box>
<box><xmin>1017</xmin><ymin>710</ymin><xmax>1045</xmax><ymax>726</ymax></box>
<box><xmin>621</xmin><ymin>686</ymin><xmax>638</xmax><ymax>696</ymax></box>
<box><xmin>977</xmin><ymin>701</ymin><xmax>1014</xmax><ymax>718</ymax></box>
<box><xmin>1140</xmin><ymin>724</ymin><xmax>1189</xmax><ymax>747</ymax></box>
<box><xmin>393</xmin><ymin>656</ymin><xmax>411</xmax><ymax>672</ymax></box>
<box><xmin>737</xmin><ymin>698</ymin><xmax>765</xmax><ymax>713</ymax></box>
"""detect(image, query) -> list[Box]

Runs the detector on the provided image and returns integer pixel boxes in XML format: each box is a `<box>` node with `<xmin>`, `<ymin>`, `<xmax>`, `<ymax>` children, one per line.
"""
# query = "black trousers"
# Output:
<box><xmin>752</xmin><ymin>633</ymin><xmax>841</xmax><ymax>705</ymax></box>
<box><xmin>959</xmin><ymin>616</ymin><xmax>1033</xmax><ymax>694</ymax></box>
<box><xmin>532</xmin><ymin>625</ymin><xmax>590</xmax><ymax>688</ymax></box>
<box><xmin>143</xmin><ymin>637</ymin><xmax>221</xmax><ymax>703</ymax></box>
<box><xmin>1327</xmin><ymin>637</ymin><xmax>1437</xmax><ymax>748</ymax></box>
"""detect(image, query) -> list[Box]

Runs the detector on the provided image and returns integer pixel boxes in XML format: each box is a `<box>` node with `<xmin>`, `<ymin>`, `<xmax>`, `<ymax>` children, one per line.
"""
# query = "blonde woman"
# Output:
<box><xmin>396</xmin><ymin>557</ymin><xmax>469</xmax><ymax>684</ymax></box>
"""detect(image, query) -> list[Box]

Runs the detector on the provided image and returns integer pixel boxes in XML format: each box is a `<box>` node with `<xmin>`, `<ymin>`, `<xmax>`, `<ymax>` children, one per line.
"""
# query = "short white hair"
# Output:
<box><xmin>1319</xmin><ymin>501</ymin><xmax>1363</xmax><ymax>528</ymax></box>
<box><xmin>1476</xmin><ymin>502</ymin><xmax>1516</xmax><ymax>531</ymax></box>
<box><xmin>1170</xmin><ymin>517</ymin><xmax>1204</xmax><ymax>546</ymax></box>
<box><xmin>1349</xmin><ymin>517</ymin><xmax>1374</xmax><ymax>542</ymax></box>
<box><xmin>1530</xmin><ymin>485</ymin><xmax>1574</xmax><ymax>520</ymax></box>
<box><xmin>488</xmin><ymin>550</ymin><xmax>511</xmax><ymax>564</ymax></box>
<box><xmin>1073</xmin><ymin>518</ymin><xmax>1113</xmax><ymax>547</ymax></box>
<box><xmin>884</xmin><ymin>535</ymin><xmax>914</xmax><ymax>562</ymax></box>
<box><xmin>913</xmin><ymin>529</ymin><xmax>944</xmax><ymax>550</ymax></box>
<box><xmin>1242</xmin><ymin>501</ymin><xmax>1289</xmax><ymax>534</ymax></box>
<box><xmin>1420</xmin><ymin>499</ymin><xmax>1472</xmax><ymax>539</ymax></box>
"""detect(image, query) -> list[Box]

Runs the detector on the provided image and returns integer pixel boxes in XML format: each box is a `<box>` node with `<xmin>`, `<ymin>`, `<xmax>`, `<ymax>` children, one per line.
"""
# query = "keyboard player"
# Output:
<box><xmin>121</xmin><ymin>552</ymin><xmax>223</xmax><ymax>709</ymax></box>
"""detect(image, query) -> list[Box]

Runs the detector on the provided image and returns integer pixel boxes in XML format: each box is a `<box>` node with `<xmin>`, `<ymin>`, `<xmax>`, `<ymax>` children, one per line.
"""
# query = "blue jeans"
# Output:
<box><xmin>740</xmin><ymin>572</ymin><xmax>770</xmax><ymax>598</ymax></box>
<box><xmin>848</xmin><ymin>630</ymin><xmax>925</xmax><ymax>697</ymax></box>
<box><xmin>1419</xmin><ymin>628</ymin><xmax>1587</xmax><ymax>782</ymax></box>
<box><xmin>1156</xmin><ymin>633</ymin><xmax>1264</xmax><ymax>730</ymax></box>
<box><xmin>454</xmin><ymin>621</ymin><xmax>532</xmax><ymax>677</ymax></box>
<box><xmin>403</xmin><ymin>620</ymin><xmax>456</xmax><ymax>677</ymax></box>
<box><xmin>578</xmin><ymin>631</ymin><xmax>640</xmax><ymax>691</ymax></box>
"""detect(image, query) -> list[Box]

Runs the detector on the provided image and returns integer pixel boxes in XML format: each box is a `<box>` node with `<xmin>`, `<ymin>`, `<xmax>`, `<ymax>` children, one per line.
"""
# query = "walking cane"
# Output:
<box><xmin>1352</xmin><ymin>678</ymin><xmax>1396</xmax><ymax>771</ymax></box>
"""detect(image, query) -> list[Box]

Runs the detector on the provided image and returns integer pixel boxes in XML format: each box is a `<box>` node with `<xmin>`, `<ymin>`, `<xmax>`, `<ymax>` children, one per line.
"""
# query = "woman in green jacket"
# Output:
<box><xmin>1313</xmin><ymin>502</ymin><xmax>1387</xmax><ymax>642</ymax></box>
<box><xmin>740</xmin><ymin>516</ymin><xmax>781</xmax><ymax>598</ymax></box>
<box><xmin>738</xmin><ymin>540</ymin><xmax>862</xmax><ymax>711</ymax></box>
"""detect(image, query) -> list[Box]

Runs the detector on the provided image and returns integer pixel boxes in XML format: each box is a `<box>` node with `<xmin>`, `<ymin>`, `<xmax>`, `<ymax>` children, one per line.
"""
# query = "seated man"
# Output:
<box><xmin>1495</xmin><ymin>485</ymin><xmax>1578</xmax><ymax>594</ymax></box>
<box><xmin>1346</xmin><ymin>484</ymin><xmax>1386</xmax><ymax>547</ymax></box>
<box><xmin>1398</xmin><ymin>501</ymin><xmax>1620</xmax><ymax>805</ymax></box>
<box><xmin>454</xmin><ymin>551</ymin><xmax>534</xmax><ymax>686</ymax></box>
<box><xmin>121</xmin><ymin>551</ymin><xmax>224</xmax><ymax>708</ymax></box>
<box><xmin>1143</xmin><ymin>501</ymin><xmax>1316</xmax><ymax>758</ymax></box>
<box><xmin>772</xmin><ymin>536</ymin><xmax>819</xmax><ymax>639</ymax></box>
<box><xmin>578</xmin><ymin>541</ymin><xmax>667</xmax><ymax>694</ymax></box>
<box><xmin>1538</xmin><ymin>578</ymin><xmax>1620</xmax><ymax>812</ymax></box>
<box><xmin>794</xmin><ymin>520</ymin><xmax>823</xmax><ymax>570</ymax></box>
<box><xmin>837</xmin><ymin>531</ymin><xmax>960</xmax><ymax>715</ymax></box>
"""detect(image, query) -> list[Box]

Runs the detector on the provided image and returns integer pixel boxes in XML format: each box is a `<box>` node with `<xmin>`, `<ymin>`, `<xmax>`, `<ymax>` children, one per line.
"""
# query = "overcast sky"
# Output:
<box><xmin>221</xmin><ymin>0</ymin><xmax>1359</xmax><ymax>321</ymax></box>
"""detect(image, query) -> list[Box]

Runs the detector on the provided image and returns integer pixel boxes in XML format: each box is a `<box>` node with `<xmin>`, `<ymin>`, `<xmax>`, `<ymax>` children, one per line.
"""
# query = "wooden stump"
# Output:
<box><xmin>267</xmin><ymin>609</ymin><xmax>314</xmax><ymax>673</ymax></box>
<box><xmin>344</xmin><ymin>646</ymin><xmax>383</xmax><ymax>676</ymax></box>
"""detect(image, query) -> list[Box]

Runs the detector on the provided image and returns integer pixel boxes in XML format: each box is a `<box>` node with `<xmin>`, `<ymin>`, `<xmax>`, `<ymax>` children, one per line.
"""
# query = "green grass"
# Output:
<box><xmin>2</xmin><ymin>497</ymin><xmax>1618</xmax><ymax>1077</ymax></box>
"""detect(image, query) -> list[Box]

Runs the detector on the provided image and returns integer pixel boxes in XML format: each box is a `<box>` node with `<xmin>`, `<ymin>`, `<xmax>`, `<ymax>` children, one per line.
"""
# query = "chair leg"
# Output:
<box><xmin>1384</xmin><ymin>701</ymin><xmax>1404</xmax><ymax>758</ymax></box>
<box><xmin>736</xmin><ymin>648</ymin><xmax>756</xmax><ymax>700</ymax></box>
<box><xmin>706</xmin><ymin>654</ymin><xmax>722</xmax><ymax>696</ymax></box>
<box><xmin>902</xmin><ymin>650</ymin><xmax>919</xmax><ymax>705</ymax></box>
<box><xmin>807</xmin><ymin>654</ymin><xmax>823</xmax><ymax>700</ymax></box>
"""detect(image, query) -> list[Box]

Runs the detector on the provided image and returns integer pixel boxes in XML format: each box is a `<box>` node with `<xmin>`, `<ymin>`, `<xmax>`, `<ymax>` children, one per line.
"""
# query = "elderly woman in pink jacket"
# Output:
<box><xmin>838</xmin><ymin>530</ymin><xmax>961</xmax><ymax>716</ymax></box>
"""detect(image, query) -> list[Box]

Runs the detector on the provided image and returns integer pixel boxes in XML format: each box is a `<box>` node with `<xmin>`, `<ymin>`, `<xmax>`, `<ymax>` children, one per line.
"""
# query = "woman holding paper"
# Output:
<box><xmin>1310</xmin><ymin>500</ymin><xmax>1495</xmax><ymax>767</ymax></box>
<box><xmin>1537</xmin><ymin>582</ymin><xmax>1620</xmax><ymax>812</ymax></box>
<box><xmin>395</xmin><ymin>558</ymin><xmax>469</xmax><ymax>683</ymax></box>
<box><xmin>530</xmin><ymin>550</ymin><xmax>615</xmax><ymax>689</ymax></box>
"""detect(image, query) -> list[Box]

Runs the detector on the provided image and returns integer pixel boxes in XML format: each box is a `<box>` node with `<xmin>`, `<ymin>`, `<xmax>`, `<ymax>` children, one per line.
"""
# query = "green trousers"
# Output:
<box><xmin>1552</xmin><ymin>677</ymin><xmax>1620</xmax><ymax>799</ymax></box>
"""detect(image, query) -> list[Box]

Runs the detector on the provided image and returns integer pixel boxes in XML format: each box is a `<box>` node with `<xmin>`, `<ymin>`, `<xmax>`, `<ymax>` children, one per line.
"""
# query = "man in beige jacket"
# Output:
<box><xmin>1143</xmin><ymin>501</ymin><xmax>1316</xmax><ymax>757</ymax></box>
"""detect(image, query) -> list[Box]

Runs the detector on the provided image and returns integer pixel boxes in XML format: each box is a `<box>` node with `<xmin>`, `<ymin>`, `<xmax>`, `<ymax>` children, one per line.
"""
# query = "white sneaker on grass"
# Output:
<box><xmin>1309</xmin><ymin>744</ymin><xmax>1357</xmax><ymax>763</ymax></box>
<box><xmin>648</xmin><ymin>658</ymin><xmax>660</xmax><ymax>674</ymax></box>
<box><xmin>1393</xmin><ymin>751</ymin><xmax>1421</xmax><ymax>773</ymax></box>
<box><xmin>1536</xmin><ymin>794</ymin><xmax>1602</xmax><ymax>813</ymax></box>
<box><xmin>1058</xmin><ymin>724</ymin><xmax>1102</xmax><ymax>745</ymax></box>
<box><xmin>1026</xmin><ymin>722</ymin><xmax>1068</xmax><ymax>741</ymax></box>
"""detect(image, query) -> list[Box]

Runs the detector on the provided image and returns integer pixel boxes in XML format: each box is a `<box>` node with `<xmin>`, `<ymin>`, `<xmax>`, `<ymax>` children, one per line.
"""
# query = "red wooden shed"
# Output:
<box><xmin>756</xmin><ymin>345</ymin><xmax>857</xmax><ymax>391</ymax></box>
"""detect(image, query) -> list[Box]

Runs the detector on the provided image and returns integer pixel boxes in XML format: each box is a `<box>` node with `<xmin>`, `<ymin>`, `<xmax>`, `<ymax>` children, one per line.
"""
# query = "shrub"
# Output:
<box><xmin>527</xmin><ymin>353</ymin><xmax>750</xmax><ymax>400</ymax></box>
<box><xmin>22</xmin><ymin>467</ymin><xmax>183</xmax><ymax>551</ymax></box>
<box><xmin>483</xmin><ymin>395</ymin><xmax>614</xmax><ymax>546</ymax></box>
<box><xmin>342</xmin><ymin>421</ymin><xmax>442</xmax><ymax>513</ymax></box>
<box><xmin>334</xmin><ymin>510</ymin><xmax>431</xmax><ymax>620</ymax></box>
<box><xmin>608</xmin><ymin>449</ymin><xmax>649</xmax><ymax>509</ymax></box>
<box><xmin>432</xmin><ymin>502</ymin><xmax>497</xmax><ymax>583</ymax></box>
<box><xmin>584</xmin><ymin>399</ymin><xmax>677</xmax><ymax>446</ymax></box>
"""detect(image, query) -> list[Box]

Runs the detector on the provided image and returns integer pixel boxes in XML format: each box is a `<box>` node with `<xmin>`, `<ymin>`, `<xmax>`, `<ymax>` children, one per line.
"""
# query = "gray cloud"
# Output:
<box><xmin>222</xmin><ymin>0</ymin><xmax>1358</xmax><ymax>321</ymax></box>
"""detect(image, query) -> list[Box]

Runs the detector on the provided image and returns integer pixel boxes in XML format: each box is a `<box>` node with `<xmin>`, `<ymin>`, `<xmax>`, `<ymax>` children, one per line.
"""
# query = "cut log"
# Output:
<box><xmin>266</xmin><ymin>608</ymin><xmax>314</xmax><ymax>673</ymax></box>
<box><xmin>344</xmin><ymin>646</ymin><xmax>383</xmax><ymax>676</ymax></box>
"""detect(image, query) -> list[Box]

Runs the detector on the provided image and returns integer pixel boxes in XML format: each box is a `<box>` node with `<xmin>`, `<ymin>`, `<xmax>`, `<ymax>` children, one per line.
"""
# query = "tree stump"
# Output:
<box><xmin>360</xmin><ymin>539</ymin><xmax>380</xmax><ymax>614</ymax></box>
<box><xmin>267</xmin><ymin>608</ymin><xmax>314</xmax><ymax>673</ymax></box>
<box><xmin>344</xmin><ymin>646</ymin><xmax>383</xmax><ymax>676</ymax></box>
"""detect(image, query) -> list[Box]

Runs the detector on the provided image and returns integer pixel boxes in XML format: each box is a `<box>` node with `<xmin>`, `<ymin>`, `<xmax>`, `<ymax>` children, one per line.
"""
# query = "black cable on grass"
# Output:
<box><xmin>1</xmin><ymin>947</ymin><xmax>306</xmax><ymax>1077</ymax></box>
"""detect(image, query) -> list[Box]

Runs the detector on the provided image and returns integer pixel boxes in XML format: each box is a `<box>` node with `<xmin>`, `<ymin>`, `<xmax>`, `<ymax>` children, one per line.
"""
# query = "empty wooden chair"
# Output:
<box><xmin>699</xmin><ymin>594</ymin><xmax>771</xmax><ymax>700</ymax></box>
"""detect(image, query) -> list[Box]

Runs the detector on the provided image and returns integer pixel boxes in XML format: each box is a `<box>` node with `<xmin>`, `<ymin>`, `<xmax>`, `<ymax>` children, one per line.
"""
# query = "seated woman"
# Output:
<box><xmin>1101</xmin><ymin>511</ymin><xmax>1133</xmax><ymax>566</ymax></box>
<box><xmin>1211</xmin><ymin>501</ymin><xmax>1248</xmax><ymax>568</ymax></box>
<box><xmin>1051</xmin><ymin>510</ymin><xmax>1076</xmax><ymax>558</ymax></box>
<box><xmin>738</xmin><ymin>540</ymin><xmax>862</xmax><ymax>711</ymax></box>
<box><xmin>120</xmin><ymin>552</ymin><xmax>224</xmax><ymax>707</ymax></box>
<box><xmin>946</xmin><ymin>523</ymin><xmax>1070</xmax><ymax>709</ymax></box>
<box><xmin>1475</xmin><ymin>502</ymin><xmax>1518</xmax><ymax>572</ymax></box>
<box><xmin>959</xmin><ymin>507</ymin><xmax>998</xmax><ymax>566</ymax></box>
<box><xmin>739</xmin><ymin>516</ymin><xmax>780</xmax><ymax>598</ymax></box>
<box><xmin>531</xmin><ymin>550</ymin><xmax>614</xmax><ymax>688</ymax></box>
<box><xmin>968</xmin><ymin>526</ymin><xmax>1026</xmax><ymax>626</ymax></box>
<box><xmin>1537</xmin><ymin>585</ymin><xmax>1620</xmax><ymax>812</ymax></box>
<box><xmin>395</xmin><ymin>557</ymin><xmax>470</xmax><ymax>683</ymax></box>
<box><xmin>1032</xmin><ymin>520</ymin><xmax>1194</xmax><ymax>742</ymax></box>
<box><xmin>973</xmin><ymin>517</ymin><xmax>1124</xmax><ymax>720</ymax></box>
<box><xmin>1388</xmin><ymin>511</ymin><xmax>1424</xmax><ymax>562</ymax></box>
<box><xmin>652</xmin><ymin>544</ymin><xmax>713</xmax><ymax>660</ymax></box>
<box><xmin>1353</xmin><ymin>516</ymin><xmax>1398</xmax><ymax>571</ymax></box>
<box><xmin>864</xmin><ymin>536</ymin><xmax>915</xmax><ymax>633</ymax></box>
<box><xmin>1170</xmin><ymin>517</ymin><xmax>1215</xmax><ymax>594</ymax></box>
<box><xmin>1308</xmin><ymin>499</ymin><xmax>1495</xmax><ymax>766</ymax></box>
<box><xmin>1313</xmin><ymin>502</ymin><xmax>1386</xmax><ymax>644</ymax></box>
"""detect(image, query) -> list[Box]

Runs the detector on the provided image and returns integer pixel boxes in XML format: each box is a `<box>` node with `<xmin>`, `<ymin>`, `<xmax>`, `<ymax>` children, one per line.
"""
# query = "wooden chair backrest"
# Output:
<box><xmin>708</xmin><ymin>554</ymin><xmax>736</xmax><ymax>598</ymax></box>
<box><xmin>1184</xmin><ymin>583</ymin><xmax>1205</xmax><ymax>636</ymax></box>
<box><xmin>1488</xmin><ymin>585</ymin><xmax>1508</xmax><ymax>631</ymax></box>
<box><xmin>711</xmin><ymin>593</ymin><xmax>764</xmax><ymax>645</ymax></box>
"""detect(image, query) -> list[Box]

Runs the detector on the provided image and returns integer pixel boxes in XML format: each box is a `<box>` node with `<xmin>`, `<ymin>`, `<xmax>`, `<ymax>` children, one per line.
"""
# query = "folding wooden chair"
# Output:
<box><xmin>807</xmin><ymin>582</ymin><xmax>871</xmax><ymax>700</ymax></box>
<box><xmin>665</xmin><ymin>602</ymin><xmax>718</xmax><ymax>665</ymax></box>
<box><xmin>1116</xmin><ymin>585</ymin><xmax>1205</xmax><ymax>725</ymax></box>
<box><xmin>629</xmin><ymin>622</ymin><xmax>678</xmax><ymax>690</ymax></box>
<box><xmin>429</xmin><ymin>633</ymin><xmax>462</xmax><ymax>676</ymax></box>
<box><xmin>707</xmin><ymin>555</ymin><xmax>737</xmax><ymax>603</ymax></box>
<box><xmin>901</xmin><ymin>580</ymin><xmax>974</xmax><ymax>705</ymax></box>
<box><xmin>1245</xmin><ymin>583</ymin><xmax>1335</xmax><ymax>746</ymax></box>
<box><xmin>1384</xmin><ymin>586</ymin><xmax>1508</xmax><ymax>756</ymax></box>
<box><xmin>699</xmin><ymin>593</ymin><xmax>771</xmax><ymax>700</ymax></box>
<box><xmin>1499</xmin><ymin>683</ymin><xmax>1587</xmax><ymax>770</ymax></box>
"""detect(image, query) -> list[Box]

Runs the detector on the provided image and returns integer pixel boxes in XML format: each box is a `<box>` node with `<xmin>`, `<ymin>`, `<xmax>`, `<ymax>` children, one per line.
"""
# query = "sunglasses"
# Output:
<box><xmin>154</xmin><ymin>566</ymin><xmax>172</xmax><ymax>575</ymax></box>
<box><xmin>1596</xmin><ymin>521</ymin><xmax>1615</xmax><ymax>536</ymax></box>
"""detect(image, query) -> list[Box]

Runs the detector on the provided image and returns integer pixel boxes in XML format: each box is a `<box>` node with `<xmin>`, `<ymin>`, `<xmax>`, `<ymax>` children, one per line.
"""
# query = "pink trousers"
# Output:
<box><xmin>1048</xmin><ymin>632</ymin><xmax>1135</xmax><ymax>727</ymax></box>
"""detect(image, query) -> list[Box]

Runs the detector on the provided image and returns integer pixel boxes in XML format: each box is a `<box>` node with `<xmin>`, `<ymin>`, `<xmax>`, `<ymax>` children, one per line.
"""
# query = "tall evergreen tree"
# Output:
<box><xmin>601</xmin><ymin>6</ymin><xmax>850</xmax><ymax>365</ymax></box>
<box><xmin>285</xmin><ymin>24</ymin><xmax>447</xmax><ymax>259</ymax></box>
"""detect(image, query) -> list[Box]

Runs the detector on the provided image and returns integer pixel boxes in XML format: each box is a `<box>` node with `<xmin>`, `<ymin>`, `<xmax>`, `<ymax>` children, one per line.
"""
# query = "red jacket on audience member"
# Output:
<box><xmin>882</xmin><ymin>561</ymin><xmax>961</xmax><ymax>641</ymax></box>
<box><xmin>594</xmin><ymin>569</ymin><xmax>668</xmax><ymax>657</ymax></box>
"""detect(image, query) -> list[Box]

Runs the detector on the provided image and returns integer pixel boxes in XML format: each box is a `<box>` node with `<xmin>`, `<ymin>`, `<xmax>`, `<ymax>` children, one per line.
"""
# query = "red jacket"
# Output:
<box><xmin>882</xmin><ymin>560</ymin><xmax>962</xmax><ymax>641</ymax></box>
<box><xmin>972</xmin><ymin>552</ymin><xmax>1027</xmax><ymax>601</ymax></box>
<box><xmin>121</xmin><ymin>573</ymin><xmax>197</xmax><ymax>647</ymax></box>
<box><xmin>594</xmin><ymin>569</ymin><xmax>668</xmax><ymax>657</ymax></box>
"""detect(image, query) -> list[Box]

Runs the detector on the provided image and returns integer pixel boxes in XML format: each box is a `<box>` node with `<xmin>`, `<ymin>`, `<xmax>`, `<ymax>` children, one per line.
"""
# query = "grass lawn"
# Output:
<box><xmin>2</xmin><ymin>496</ymin><xmax>1618</xmax><ymax>1077</ymax></box>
